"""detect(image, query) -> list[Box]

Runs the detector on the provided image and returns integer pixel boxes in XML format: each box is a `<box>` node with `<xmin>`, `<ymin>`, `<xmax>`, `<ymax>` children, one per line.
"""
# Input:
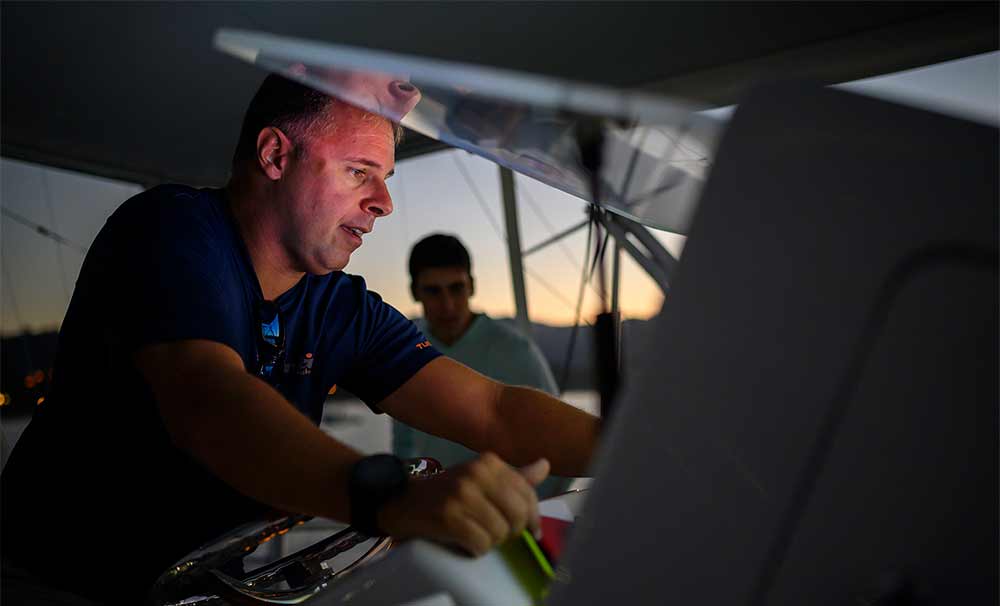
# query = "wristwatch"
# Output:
<box><xmin>348</xmin><ymin>454</ymin><xmax>409</xmax><ymax>536</ymax></box>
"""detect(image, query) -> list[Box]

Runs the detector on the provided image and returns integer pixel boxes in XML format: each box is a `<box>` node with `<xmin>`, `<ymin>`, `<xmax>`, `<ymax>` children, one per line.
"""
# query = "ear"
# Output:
<box><xmin>468</xmin><ymin>275</ymin><xmax>475</xmax><ymax>297</ymax></box>
<box><xmin>255</xmin><ymin>127</ymin><xmax>294</xmax><ymax>180</ymax></box>
<box><xmin>410</xmin><ymin>281</ymin><xmax>419</xmax><ymax>301</ymax></box>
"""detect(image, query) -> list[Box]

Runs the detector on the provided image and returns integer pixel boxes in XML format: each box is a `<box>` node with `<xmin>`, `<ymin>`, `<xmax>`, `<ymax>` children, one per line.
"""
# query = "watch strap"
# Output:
<box><xmin>348</xmin><ymin>454</ymin><xmax>408</xmax><ymax>536</ymax></box>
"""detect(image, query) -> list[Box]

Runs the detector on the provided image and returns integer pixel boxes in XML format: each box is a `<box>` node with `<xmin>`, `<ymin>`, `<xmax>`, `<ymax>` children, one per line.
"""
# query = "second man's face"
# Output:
<box><xmin>414</xmin><ymin>266</ymin><xmax>474</xmax><ymax>344</ymax></box>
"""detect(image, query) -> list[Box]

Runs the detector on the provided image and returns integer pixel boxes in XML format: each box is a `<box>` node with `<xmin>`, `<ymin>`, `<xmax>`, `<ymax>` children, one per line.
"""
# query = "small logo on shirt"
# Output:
<box><xmin>416</xmin><ymin>340</ymin><xmax>432</xmax><ymax>350</ymax></box>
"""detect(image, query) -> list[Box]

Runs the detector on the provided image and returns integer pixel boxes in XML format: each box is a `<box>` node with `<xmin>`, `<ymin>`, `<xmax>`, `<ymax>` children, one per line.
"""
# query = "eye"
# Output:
<box><xmin>349</xmin><ymin>167</ymin><xmax>367</xmax><ymax>180</ymax></box>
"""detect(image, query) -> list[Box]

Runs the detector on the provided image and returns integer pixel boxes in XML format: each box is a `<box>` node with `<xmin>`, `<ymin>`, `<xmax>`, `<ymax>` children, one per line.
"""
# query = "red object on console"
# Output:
<box><xmin>539</xmin><ymin>516</ymin><xmax>574</xmax><ymax>565</ymax></box>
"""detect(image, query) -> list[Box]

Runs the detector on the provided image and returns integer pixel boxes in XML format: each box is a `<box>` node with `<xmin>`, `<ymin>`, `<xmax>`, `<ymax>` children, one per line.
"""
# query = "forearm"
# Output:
<box><xmin>486</xmin><ymin>385</ymin><xmax>600</xmax><ymax>476</ymax></box>
<box><xmin>160</xmin><ymin>365</ymin><xmax>361</xmax><ymax>522</ymax></box>
<box><xmin>380</xmin><ymin>358</ymin><xmax>600</xmax><ymax>476</ymax></box>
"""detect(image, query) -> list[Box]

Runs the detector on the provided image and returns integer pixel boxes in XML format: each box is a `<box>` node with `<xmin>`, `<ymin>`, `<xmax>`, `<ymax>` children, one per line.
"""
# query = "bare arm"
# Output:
<box><xmin>136</xmin><ymin>340</ymin><xmax>550</xmax><ymax>556</ymax></box>
<box><xmin>135</xmin><ymin>339</ymin><xmax>363</xmax><ymax>522</ymax></box>
<box><xmin>380</xmin><ymin>357</ymin><xmax>600</xmax><ymax>477</ymax></box>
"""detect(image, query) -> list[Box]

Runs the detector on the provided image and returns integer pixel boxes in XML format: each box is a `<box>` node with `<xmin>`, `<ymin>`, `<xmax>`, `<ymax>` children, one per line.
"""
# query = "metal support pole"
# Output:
<box><xmin>596</xmin><ymin>211</ymin><xmax>678</xmax><ymax>295</ymax></box>
<box><xmin>610</xmin><ymin>242</ymin><xmax>623</xmax><ymax>368</ymax></box>
<box><xmin>610</xmin><ymin>242</ymin><xmax>622</xmax><ymax>320</ymax></box>
<box><xmin>499</xmin><ymin>167</ymin><xmax>531</xmax><ymax>336</ymax></box>
<box><xmin>600</xmin><ymin>217</ymin><xmax>671</xmax><ymax>293</ymax></box>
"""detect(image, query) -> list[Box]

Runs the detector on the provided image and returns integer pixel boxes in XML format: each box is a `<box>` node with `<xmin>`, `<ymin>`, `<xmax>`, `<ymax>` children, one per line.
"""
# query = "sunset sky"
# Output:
<box><xmin>0</xmin><ymin>148</ymin><xmax>680</xmax><ymax>335</ymax></box>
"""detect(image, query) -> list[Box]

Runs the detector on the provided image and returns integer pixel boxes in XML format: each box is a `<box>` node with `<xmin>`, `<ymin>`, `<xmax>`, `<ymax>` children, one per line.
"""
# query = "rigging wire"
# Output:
<box><xmin>451</xmin><ymin>154</ymin><xmax>506</xmax><ymax>241</ymax></box>
<box><xmin>516</xmin><ymin>181</ymin><xmax>586</xmax><ymax>270</ymax></box>
<box><xmin>452</xmin><ymin>152</ymin><xmax>591</xmax><ymax>325</ymax></box>
<box><xmin>523</xmin><ymin>266</ymin><xmax>594</xmax><ymax>323</ymax></box>
<box><xmin>618</xmin><ymin>127</ymin><xmax>652</xmax><ymax>210</ymax></box>
<box><xmin>619</xmin><ymin>132</ymin><xmax>698</xmax><ymax>213</ymax></box>
<box><xmin>521</xmin><ymin>219</ymin><xmax>589</xmax><ymax>257</ymax></box>
<box><xmin>586</xmin><ymin>217</ymin><xmax>611</xmax><ymax>310</ymax></box>
<box><xmin>517</xmin><ymin>180</ymin><xmax>609</xmax><ymax>304</ymax></box>
<box><xmin>620</xmin><ymin>119</ymin><xmax>706</xmax><ymax>212</ymax></box>
<box><xmin>40</xmin><ymin>169</ymin><xmax>73</xmax><ymax>304</ymax></box>
<box><xmin>557</xmin><ymin>213</ymin><xmax>596</xmax><ymax>395</ymax></box>
<box><xmin>657</xmin><ymin>120</ymin><xmax>710</xmax><ymax>164</ymax></box>
<box><xmin>1</xmin><ymin>207</ymin><xmax>90</xmax><ymax>255</ymax></box>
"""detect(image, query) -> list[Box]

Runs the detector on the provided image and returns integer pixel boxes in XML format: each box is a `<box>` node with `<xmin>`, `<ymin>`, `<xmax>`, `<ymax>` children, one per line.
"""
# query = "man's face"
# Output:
<box><xmin>276</xmin><ymin>104</ymin><xmax>396</xmax><ymax>274</ymax></box>
<box><xmin>414</xmin><ymin>266</ymin><xmax>474</xmax><ymax>343</ymax></box>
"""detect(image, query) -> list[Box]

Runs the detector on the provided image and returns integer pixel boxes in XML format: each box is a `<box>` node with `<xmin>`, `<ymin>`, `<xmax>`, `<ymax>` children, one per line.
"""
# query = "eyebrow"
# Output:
<box><xmin>346</xmin><ymin>157</ymin><xmax>395</xmax><ymax>179</ymax></box>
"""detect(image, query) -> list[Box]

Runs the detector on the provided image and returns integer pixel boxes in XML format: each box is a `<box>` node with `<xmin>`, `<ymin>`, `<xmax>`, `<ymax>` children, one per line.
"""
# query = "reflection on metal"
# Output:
<box><xmin>152</xmin><ymin>459</ymin><xmax>445</xmax><ymax>605</ymax></box>
<box><xmin>213</xmin><ymin>28</ymin><xmax>723</xmax><ymax>234</ymax></box>
<box><xmin>499</xmin><ymin>167</ymin><xmax>531</xmax><ymax>337</ymax></box>
<box><xmin>204</xmin><ymin>530</ymin><xmax>392</xmax><ymax>605</ymax></box>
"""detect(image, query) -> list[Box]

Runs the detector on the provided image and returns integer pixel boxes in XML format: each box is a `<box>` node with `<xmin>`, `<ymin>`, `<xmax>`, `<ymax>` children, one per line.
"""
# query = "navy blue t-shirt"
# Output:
<box><xmin>1</xmin><ymin>185</ymin><xmax>439</xmax><ymax>602</ymax></box>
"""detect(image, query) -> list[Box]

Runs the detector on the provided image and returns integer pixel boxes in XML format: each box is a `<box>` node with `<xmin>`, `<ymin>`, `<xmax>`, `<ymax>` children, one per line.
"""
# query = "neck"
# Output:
<box><xmin>226</xmin><ymin>178</ymin><xmax>304</xmax><ymax>301</ymax></box>
<box><xmin>430</xmin><ymin>313</ymin><xmax>476</xmax><ymax>347</ymax></box>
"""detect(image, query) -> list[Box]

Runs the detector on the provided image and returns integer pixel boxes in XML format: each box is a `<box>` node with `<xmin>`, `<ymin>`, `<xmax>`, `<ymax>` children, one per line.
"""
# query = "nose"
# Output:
<box><xmin>362</xmin><ymin>179</ymin><xmax>394</xmax><ymax>218</ymax></box>
<box><xmin>440</xmin><ymin>291</ymin><xmax>457</xmax><ymax>313</ymax></box>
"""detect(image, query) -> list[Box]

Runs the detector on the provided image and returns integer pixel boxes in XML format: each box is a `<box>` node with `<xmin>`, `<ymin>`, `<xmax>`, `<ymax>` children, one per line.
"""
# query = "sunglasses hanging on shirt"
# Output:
<box><xmin>256</xmin><ymin>300</ymin><xmax>285</xmax><ymax>384</ymax></box>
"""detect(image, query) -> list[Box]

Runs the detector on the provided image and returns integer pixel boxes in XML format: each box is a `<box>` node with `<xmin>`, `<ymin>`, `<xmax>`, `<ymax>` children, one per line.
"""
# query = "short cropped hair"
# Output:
<box><xmin>232</xmin><ymin>74</ymin><xmax>403</xmax><ymax>169</ymax></box>
<box><xmin>409</xmin><ymin>234</ymin><xmax>473</xmax><ymax>289</ymax></box>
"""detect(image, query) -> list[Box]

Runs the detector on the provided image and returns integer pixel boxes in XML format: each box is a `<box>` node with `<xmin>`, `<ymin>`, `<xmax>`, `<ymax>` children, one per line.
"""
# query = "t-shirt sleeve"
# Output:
<box><xmin>342</xmin><ymin>290</ymin><xmax>441</xmax><ymax>412</ymax></box>
<box><xmin>109</xmin><ymin>190</ymin><xmax>243</xmax><ymax>356</ymax></box>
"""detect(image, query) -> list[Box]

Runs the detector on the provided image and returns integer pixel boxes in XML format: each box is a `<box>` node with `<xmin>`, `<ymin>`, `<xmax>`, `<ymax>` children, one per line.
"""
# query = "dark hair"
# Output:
<box><xmin>231</xmin><ymin>74</ymin><xmax>404</xmax><ymax>169</ymax></box>
<box><xmin>232</xmin><ymin>74</ymin><xmax>334</xmax><ymax>167</ymax></box>
<box><xmin>409</xmin><ymin>234</ymin><xmax>473</xmax><ymax>295</ymax></box>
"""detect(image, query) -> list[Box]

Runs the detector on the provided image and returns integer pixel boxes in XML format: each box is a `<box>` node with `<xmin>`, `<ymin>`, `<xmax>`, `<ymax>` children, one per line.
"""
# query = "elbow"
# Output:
<box><xmin>158</xmin><ymin>396</ymin><xmax>203</xmax><ymax>454</ymax></box>
<box><xmin>483</xmin><ymin>382</ymin><xmax>519</xmax><ymax>460</ymax></box>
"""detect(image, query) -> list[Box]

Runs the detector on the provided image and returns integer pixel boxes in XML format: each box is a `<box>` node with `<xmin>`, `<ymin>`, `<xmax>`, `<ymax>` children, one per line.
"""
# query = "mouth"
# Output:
<box><xmin>341</xmin><ymin>224</ymin><xmax>369</xmax><ymax>247</ymax></box>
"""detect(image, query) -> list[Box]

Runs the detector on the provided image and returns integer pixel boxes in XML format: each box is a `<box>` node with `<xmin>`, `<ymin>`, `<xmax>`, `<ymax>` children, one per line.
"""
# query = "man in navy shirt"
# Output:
<box><xmin>1</xmin><ymin>75</ymin><xmax>599</xmax><ymax>604</ymax></box>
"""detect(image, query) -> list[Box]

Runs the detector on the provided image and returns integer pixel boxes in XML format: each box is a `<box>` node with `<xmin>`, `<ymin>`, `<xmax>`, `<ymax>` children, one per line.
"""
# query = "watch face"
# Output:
<box><xmin>350</xmin><ymin>454</ymin><xmax>409</xmax><ymax>536</ymax></box>
<box><xmin>356</xmin><ymin>454</ymin><xmax>407</xmax><ymax>497</ymax></box>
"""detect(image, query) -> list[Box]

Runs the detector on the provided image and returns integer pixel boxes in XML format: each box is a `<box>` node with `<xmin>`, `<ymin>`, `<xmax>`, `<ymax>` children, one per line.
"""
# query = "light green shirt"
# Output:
<box><xmin>393</xmin><ymin>313</ymin><xmax>570</xmax><ymax>498</ymax></box>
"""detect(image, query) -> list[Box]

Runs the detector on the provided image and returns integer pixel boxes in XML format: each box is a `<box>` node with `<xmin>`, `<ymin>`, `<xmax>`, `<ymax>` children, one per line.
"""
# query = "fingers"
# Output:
<box><xmin>456</xmin><ymin>475</ymin><xmax>512</xmax><ymax>546</ymax></box>
<box><xmin>470</xmin><ymin>453</ymin><xmax>540</xmax><ymax>542</ymax></box>
<box><xmin>447</xmin><ymin>508</ymin><xmax>497</xmax><ymax>556</ymax></box>
<box><xmin>518</xmin><ymin>458</ymin><xmax>550</xmax><ymax>486</ymax></box>
<box><xmin>379</xmin><ymin>452</ymin><xmax>545</xmax><ymax>556</ymax></box>
<box><xmin>517</xmin><ymin>458</ymin><xmax>548</xmax><ymax>538</ymax></box>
